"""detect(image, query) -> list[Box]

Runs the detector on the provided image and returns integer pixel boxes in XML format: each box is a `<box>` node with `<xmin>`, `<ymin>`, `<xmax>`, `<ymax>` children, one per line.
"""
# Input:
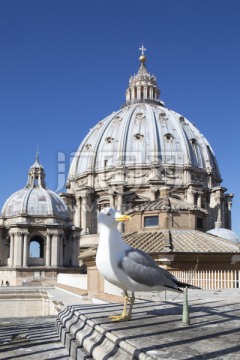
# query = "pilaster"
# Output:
<box><xmin>46</xmin><ymin>232</ymin><xmax>52</xmax><ymax>267</ymax></box>
<box><xmin>9</xmin><ymin>233</ymin><xmax>14</xmax><ymax>268</ymax></box>
<box><xmin>51</xmin><ymin>233</ymin><xmax>59</xmax><ymax>267</ymax></box>
<box><xmin>13</xmin><ymin>231</ymin><xmax>23</xmax><ymax>267</ymax></box>
<box><xmin>22</xmin><ymin>232</ymin><xmax>29</xmax><ymax>267</ymax></box>
<box><xmin>74</xmin><ymin>196</ymin><xmax>81</xmax><ymax>228</ymax></box>
<box><xmin>71</xmin><ymin>233</ymin><xmax>80</xmax><ymax>267</ymax></box>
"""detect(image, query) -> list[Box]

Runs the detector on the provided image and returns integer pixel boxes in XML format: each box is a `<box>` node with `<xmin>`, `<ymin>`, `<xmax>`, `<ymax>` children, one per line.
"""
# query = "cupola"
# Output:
<box><xmin>26</xmin><ymin>153</ymin><xmax>46</xmax><ymax>188</ymax></box>
<box><xmin>125</xmin><ymin>45</ymin><xmax>163</xmax><ymax>106</ymax></box>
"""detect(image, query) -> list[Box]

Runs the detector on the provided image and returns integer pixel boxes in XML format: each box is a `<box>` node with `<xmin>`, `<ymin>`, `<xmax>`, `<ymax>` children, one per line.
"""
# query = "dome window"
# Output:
<box><xmin>85</xmin><ymin>143</ymin><xmax>91</xmax><ymax>150</ymax></box>
<box><xmin>38</xmin><ymin>195</ymin><xmax>46</xmax><ymax>201</ymax></box>
<box><xmin>136</xmin><ymin>112</ymin><xmax>145</xmax><ymax>118</ymax></box>
<box><xmin>179</xmin><ymin>116</ymin><xmax>185</xmax><ymax>123</ymax></box>
<box><xmin>159</xmin><ymin>112</ymin><xmax>167</xmax><ymax>120</ymax></box>
<box><xmin>190</xmin><ymin>138</ymin><xmax>197</xmax><ymax>145</ymax></box>
<box><xmin>105</xmin><ymin>137</ymin><xmax>114</xmax><ymax>143</ymax></box>
<box><xmin>113</xmin><ymin>116</ymin><xmax>122</xmax><ymax>124</ymax></box>
<box><xmin>164</xmin><ymin>133</ymin><xmax>174</xmax><ymax>141</ymax></box>
<box><xmin>134</xmin><ymin>133</ymin><xmax>144</xmax><ymax>140</ymax></box>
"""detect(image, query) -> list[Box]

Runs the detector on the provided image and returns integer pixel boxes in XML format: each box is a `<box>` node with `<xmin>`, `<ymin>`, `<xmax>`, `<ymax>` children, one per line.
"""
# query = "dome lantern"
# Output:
<box><xmin>125</xmin><ymin>45</ymin><xmax>161</xmax><ymax>106</ymax></box>
<box><xmin>26</xmin><ymin>152</ymin><xmax>46</xmax><ymax>189</ymax></box>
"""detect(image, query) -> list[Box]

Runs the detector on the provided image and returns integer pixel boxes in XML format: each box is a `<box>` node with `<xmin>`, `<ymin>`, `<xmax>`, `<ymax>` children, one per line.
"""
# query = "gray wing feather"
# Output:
<box><xmin>119</xmin><ymin>248</ymin><xmax>180</xmax><ymax>289</ymax></box>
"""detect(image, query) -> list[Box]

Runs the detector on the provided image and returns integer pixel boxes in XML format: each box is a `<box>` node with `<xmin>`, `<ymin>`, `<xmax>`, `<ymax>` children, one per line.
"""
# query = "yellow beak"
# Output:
<box><xmin>115</xmin><ymin>214</ymin><xmax>131</xmax><ymax>222</ymax></box>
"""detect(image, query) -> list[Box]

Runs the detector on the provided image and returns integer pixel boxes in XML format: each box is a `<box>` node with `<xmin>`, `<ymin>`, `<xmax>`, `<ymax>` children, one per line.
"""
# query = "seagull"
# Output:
<box><xmin>96</xmin><ymin>207</ymin><xmax>198</xmax><ymax>321</ymax></box>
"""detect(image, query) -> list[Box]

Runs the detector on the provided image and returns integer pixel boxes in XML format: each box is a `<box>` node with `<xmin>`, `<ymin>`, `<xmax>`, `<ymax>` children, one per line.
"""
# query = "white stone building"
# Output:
<box><xmin>0</xmin><ymin>155</ymin><xmax>80</xmax><ymax>285</ymax></box>
<box><xmin>62</xmin><ymin>48</ymin><xmax>240</xmax><ymax>291</ymax></box>
<box><xmin>0</xmin><ymin>47</ymin><xmax>239</xmax><ymax>290</ymax></box>
<box><xmin>64</xmin><ymin>49</ymin><xmax>234</xmax><ymax>243</ymax></box>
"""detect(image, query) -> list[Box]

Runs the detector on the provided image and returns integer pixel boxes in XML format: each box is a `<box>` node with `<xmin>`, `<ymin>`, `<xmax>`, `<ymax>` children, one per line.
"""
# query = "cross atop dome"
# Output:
<box><xmin>139</xmin><ymin>44</ymin><xmax>146</xmax><ymax>55</ymax></box>
<box><xmin>139</xmin><ymin>44</ymin><xmax>147</xmax><ymax>64</ymax></box>
<box><xmin>36</xmin><ymin>145</ymin><xmax>40</xmax><ymax>162</ymax></box>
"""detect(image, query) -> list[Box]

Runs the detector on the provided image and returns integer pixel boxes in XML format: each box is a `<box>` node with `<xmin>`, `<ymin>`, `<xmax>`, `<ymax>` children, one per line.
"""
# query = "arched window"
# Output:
<box><xmin>30</xmin><ymin>236</ymin><xmax>44</xmax><ymax>258</ymax></box>
<box><xmin>97</xmin><ymin>197</ymin><xmax>110</xmax><ymax>211</ymax></box>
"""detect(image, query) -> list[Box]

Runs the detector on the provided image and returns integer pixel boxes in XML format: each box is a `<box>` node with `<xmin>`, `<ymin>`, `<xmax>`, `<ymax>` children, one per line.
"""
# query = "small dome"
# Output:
<box><xmin>2</xmin><ymin>187</ymin><xmax>69</xmax><ymax>219</ymax></box>
<box><xmin>207</xmin><ymin>228</ymin><xmax>240</xmax><ymax>243</ymax></box>
<box><xmin>1</xmin><ymin>155</ymin><xmax>70</xmax><ymax>220</ymax></box>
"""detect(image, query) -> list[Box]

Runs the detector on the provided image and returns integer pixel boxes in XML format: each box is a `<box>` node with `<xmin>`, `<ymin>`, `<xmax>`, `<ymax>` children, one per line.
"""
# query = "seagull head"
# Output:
<box><xmin>98</xmin><ymin>207</ymin><xmax>131</xmax><ymax>228</ymax></box>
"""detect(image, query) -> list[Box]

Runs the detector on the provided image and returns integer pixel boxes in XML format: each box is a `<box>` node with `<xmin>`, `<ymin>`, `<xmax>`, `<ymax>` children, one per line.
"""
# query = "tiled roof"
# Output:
<box><xmin>169</xmin><ymin>230</ymin><xmax>239</xmax><ymax>253</ymax></box>
<box><xmin>124</xmin><ymin>230</ymin><xmax>240</xmax><ymax>254</ymax></box>
<box><xmin>123</xmin><ymin>231</ymin><xmax>167</xmax><ymax>253</ymax></box>
<box><xmin>80</xmin><ymin>230</ymin><xmax>240</xmax><ymax>261</ymax></box>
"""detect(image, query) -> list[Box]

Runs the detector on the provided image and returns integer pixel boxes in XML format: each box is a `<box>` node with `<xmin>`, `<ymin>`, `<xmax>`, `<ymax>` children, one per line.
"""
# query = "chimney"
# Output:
<box><xmin>160</xmin><ymin>186</ymin><xmax>171</xmax><ymax>198</ymax></box>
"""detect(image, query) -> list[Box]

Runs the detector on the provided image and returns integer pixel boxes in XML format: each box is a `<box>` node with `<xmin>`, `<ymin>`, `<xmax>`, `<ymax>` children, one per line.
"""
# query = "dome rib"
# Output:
<box><xmin>45</xmin><ymin>188</ymin><xmax>54</xmax><ymax>216</ymax></box>
<box><xmin>117</xmin><ymin>106</ymin><xmax>137</xmax><ymax>167</ymax></box>
<box><xmin>147</xmin><ymin>104</ymin><xmax>161</xmax><ymax>164</ymax></box>
<box><xmin>92</xmin><ymin>112</ymin><xmax>119</xmax><ymax>171</ymax></box>
<box><xmin>21</xmin><ymin>187</ymin><xmax>34</xmax><ymax>215</ymax></box>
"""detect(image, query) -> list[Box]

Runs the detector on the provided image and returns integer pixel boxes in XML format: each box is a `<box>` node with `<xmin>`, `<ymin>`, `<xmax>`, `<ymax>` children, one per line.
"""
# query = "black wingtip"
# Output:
<box><xmin>176</xmin><ymin>281</ymin><xmax>201</xmax><ymax>290</ymax></box>
<box><xmin>164</xmin><ymin>285</ymin><xmax>184</xmax><ymax>292</ymax></box>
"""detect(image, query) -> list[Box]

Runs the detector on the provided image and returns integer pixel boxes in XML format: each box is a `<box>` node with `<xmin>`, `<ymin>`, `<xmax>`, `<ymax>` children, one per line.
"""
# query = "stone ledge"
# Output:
<box><xmin>92</xmin><ymin>293</ymin><xmax>125</xmax><ymax>304</ymax></box>
<box><xmin>56</xmin><ymin>284</ymin><xmax>88</xmax><ymax>298</ymax></box>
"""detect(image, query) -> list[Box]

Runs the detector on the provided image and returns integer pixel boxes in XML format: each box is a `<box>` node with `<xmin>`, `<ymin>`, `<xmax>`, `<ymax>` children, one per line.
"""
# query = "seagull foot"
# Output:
<box><xmin>108</xmin><ymin>314</ymin><xmax>131</xmax><ymax>322</ymax></box>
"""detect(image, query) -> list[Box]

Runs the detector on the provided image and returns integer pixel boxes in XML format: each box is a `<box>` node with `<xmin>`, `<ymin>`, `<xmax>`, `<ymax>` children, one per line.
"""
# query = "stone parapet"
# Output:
<box><xmin>56</xmin><ymin>304</ymin><xmax>155</xmax><ymax>360</ymax></box>
<box><xmin>56</xmin><ymin>290</ymin><xmax>240</xmax><ymax>360</ymax></box>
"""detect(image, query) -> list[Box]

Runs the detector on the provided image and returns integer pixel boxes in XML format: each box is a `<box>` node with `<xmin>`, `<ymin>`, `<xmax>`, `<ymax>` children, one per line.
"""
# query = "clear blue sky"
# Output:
<box><xmin>0</xmin><ymin>0</ymin><xmax>239</xmax><ymax>234</ymax></box>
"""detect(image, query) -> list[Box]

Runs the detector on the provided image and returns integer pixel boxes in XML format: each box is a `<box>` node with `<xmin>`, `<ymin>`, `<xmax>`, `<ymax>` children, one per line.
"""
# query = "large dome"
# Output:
<box><xmin>64</xmin><ymin>50</ymin><xmax>232</xmax><ymax>235</ymax></box>
<box><xmin>2</xmin><ymin>156</ymin><xmax>69</xmax><ymax>220</ymax></box>
<box><xmin>68</xmin><ymin>54</ymin><xmax>220</xmax><ymax>187</ymax></box>
<box><xmin>68</xmin><ymin>103</ymin><xmax>220</xmax><ymax>180</ymax></box>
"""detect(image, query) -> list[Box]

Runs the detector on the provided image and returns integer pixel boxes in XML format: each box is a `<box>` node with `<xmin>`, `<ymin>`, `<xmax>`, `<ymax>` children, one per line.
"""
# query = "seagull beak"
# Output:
<box><xmin>115</xmin><ymin>214</ymin><xmax>131</xmax><ymax>222</ymax></box>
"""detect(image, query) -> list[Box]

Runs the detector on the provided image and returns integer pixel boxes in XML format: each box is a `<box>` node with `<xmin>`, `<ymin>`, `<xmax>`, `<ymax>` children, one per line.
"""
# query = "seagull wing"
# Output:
<box><xmin>118</xmin><ymin>248</ymin><xmax>181</xmax><ymax>290</ymax></box>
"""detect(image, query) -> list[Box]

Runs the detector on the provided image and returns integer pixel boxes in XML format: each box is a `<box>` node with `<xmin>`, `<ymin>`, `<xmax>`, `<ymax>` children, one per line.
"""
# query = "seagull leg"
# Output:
<box><xmin>126</xmin><ymin>292</ymin><xmax>135</xmax><ymax>320</ymax></box>
<box><xmin>108</xmin><ymin>291</ymin><xmax>129</xmax><ymax>321</ymax></box>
